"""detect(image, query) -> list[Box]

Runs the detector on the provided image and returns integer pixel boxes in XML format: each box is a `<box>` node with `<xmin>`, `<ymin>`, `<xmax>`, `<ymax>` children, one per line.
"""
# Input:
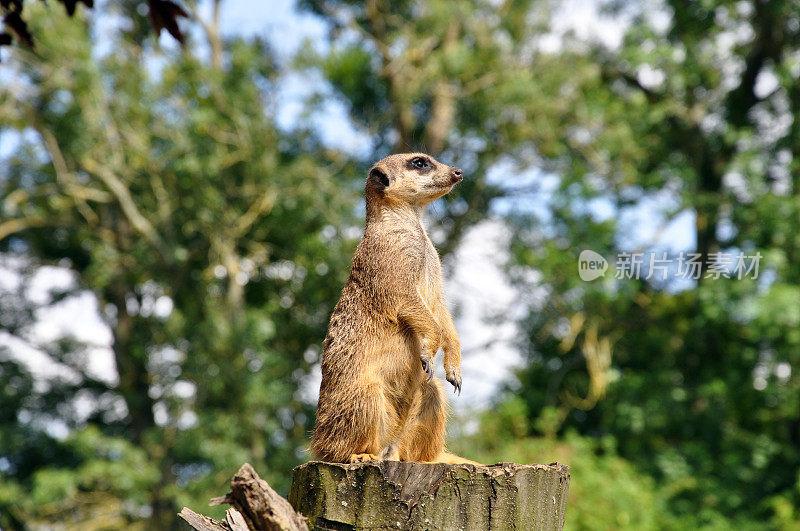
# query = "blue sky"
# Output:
<box><xmin>203</xmin><ymin>0</ymin><xmax>370</xmax><ymax>155</ymax></box>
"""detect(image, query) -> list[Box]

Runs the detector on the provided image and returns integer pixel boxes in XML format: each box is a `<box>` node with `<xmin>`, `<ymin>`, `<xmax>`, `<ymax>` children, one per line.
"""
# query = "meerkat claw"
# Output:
<box><xmin>446</xmin><ymin>371</ymin><xmax>462</xmax><ymax>395</ymax></box>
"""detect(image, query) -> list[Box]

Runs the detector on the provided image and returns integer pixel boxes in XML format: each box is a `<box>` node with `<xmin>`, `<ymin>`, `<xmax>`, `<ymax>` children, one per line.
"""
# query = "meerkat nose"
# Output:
<box><xmin>451</xmin><ymin>168</ymin><xmax>463</xmax><ymax>182</ymax></box>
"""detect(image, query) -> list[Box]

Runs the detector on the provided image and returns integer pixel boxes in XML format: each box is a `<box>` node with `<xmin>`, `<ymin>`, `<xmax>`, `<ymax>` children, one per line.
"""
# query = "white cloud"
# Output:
<box><xmin>445</xmin><ymin>220</ymin><xmax>522</xmax><ymax>409</ymax></box>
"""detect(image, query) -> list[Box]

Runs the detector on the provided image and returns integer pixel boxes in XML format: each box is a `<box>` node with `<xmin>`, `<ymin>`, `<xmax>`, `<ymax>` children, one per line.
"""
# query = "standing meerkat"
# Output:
<box><xmin>312</xmin><ymin>153</ymin><xmax>477</xmax><ymax>464</ymax></box>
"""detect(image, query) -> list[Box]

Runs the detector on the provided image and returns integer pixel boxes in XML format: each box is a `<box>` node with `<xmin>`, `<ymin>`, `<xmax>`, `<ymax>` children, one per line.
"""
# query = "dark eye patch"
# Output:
<box><xmin>407</xmin><ymin>157</ymin><xmax>433</xmax><ymax>173</ymax></box>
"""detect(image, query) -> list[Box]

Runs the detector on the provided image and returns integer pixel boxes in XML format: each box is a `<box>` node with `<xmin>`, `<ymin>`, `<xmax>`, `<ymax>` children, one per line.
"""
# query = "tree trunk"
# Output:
<box><xmin>289</xmin><ymin>461</ymin><xmax>570</xmax><ymax>530</ymax></box>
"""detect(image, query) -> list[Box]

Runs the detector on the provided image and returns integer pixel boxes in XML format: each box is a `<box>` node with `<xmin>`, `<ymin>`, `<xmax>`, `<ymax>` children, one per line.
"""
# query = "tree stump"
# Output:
<box><xmin>288</xmin><ymin>461</ymin><xmax>570</xmax><ymax>530</ymax></box>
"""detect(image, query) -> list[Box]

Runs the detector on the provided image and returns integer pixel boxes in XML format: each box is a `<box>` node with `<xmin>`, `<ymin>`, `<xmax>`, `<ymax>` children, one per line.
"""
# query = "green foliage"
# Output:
<box><xmin>500</xmin><ymin>0</ymin><xmax>800</xmax><ymax>528</ymax></box>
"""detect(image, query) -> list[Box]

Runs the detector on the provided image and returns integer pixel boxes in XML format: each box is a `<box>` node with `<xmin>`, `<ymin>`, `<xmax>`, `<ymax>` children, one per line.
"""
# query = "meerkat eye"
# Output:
<box><xmin>411</xmin><ymin>157</ymin><xmax>428</xmax><ymax>169</ymax></box>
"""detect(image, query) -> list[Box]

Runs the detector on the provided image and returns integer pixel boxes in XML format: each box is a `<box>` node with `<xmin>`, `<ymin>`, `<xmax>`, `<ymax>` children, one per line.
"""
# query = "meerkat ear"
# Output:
<box><xmin>369</xmin><ymin>167</ymin><xmax>391</xmax><ymax>189</ymax></box>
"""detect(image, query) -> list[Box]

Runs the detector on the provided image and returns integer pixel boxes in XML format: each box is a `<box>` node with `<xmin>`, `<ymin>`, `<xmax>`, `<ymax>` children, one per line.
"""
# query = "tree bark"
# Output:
<box><xmin>289</xmin><ymin>461</ymin><xmax>570</xmax><ymax>530</ymax></box>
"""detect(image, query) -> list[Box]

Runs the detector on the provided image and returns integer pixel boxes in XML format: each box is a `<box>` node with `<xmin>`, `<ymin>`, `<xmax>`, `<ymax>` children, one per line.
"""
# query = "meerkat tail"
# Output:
<box><xmin>435</xmin><ymin>451</ymin><xmax>483</xmax><ymax>466</ymax></box>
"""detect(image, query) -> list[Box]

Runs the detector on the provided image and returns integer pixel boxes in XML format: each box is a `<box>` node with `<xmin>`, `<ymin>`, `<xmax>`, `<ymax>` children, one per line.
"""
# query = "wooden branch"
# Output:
<box><xmin>179</xmin><ymin>508</ymin><xmax>230</xmax><ymax>530</ymax></box>
<box><xmin>221</xmin><ymin>463</ymin><xmax>308</xmax><ymax>531</ymax></box>
<box><xmin>180</xmin><ymin>463</ymin><xmax>309</xmax><ymax>531</ymax></box>
<box><xmin>179</xmin><ymin>507</ymin><xmax>251</xmax><ymax>531</ymax></box>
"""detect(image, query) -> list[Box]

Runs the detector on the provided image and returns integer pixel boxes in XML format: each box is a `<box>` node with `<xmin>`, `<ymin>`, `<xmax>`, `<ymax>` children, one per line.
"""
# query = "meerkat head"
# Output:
<box><xmin>366</xmin><ymin>153</ymin><xmax>463</xmax><ymax>207</ymax></box>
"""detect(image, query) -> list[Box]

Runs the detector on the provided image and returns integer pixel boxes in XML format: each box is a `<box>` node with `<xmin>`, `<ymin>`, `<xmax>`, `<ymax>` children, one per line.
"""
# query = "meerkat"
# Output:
<box><xmin>311</xmin><ymin>153</ymin><xmax>478</xmax><ymax>465</ymax></box>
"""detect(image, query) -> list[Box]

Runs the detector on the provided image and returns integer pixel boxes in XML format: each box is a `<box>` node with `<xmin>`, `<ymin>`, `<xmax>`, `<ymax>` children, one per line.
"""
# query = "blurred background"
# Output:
<box><xmin>1</xmin><ymin>0</ymin><xmax>799</xmax><ymax>528</ymax></box>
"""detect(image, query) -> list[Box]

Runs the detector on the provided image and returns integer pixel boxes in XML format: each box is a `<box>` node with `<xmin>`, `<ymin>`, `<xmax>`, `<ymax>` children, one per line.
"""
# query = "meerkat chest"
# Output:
<box><xmin>416</xmin><ymin>233</ymin><xmax>443</xmax><ymax>301</ymax></box>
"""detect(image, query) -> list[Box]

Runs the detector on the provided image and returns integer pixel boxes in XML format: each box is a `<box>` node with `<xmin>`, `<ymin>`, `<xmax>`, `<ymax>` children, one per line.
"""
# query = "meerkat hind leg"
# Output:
<box><xmin>397</xmin><ymin>380</ymin><xmax>447</xmax><ymax>462</ymax></box>
<box><xmin>398</xmin><ymin>382</ymin><xmax>482</xmax><ymax>464</ymax></box>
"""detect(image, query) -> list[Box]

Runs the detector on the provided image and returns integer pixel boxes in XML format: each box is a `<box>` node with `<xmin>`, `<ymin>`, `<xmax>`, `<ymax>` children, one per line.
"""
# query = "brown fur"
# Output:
<box><xmin>311</xmin><ymin>153</ymin><xmax>479</xmax><ymax>465</ymax></box>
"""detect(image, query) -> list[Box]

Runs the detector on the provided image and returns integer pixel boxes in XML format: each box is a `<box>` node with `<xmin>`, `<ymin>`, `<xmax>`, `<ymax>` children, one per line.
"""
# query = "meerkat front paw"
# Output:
<box><xmin>348</xmin><ymin>453</ymin><xmax>378</xmax><ymax>463</ymax></box>
<box><xmin>420</xmin><ymin>354</ymin><xmax>434</xmax><ymax>382</ymax></box>
<box><xmin>445</xmin><ymin>365</ymin><xmax>462</xmax><ymax>395</ymax></box>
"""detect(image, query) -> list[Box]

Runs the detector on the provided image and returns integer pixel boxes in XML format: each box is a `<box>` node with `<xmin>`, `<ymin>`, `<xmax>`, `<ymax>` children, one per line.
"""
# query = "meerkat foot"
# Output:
<box><xmin>379</xmin><ymin>442</ymin><xmax>400</xmax><ymax>461</ymax></box>
<box><xmin>421</xmin><ymin>355</ymin><xmax>434</xmax><ymax>382</ymax></box>
<box><xmin>445</xmin><ymin>365</ymin><xmax>462</xmax><ymax>395</ymax></box>
<box><xmin>348</xmin><ymin>453</ymin><xmax>379</xmax><ymax>463</ymax></box>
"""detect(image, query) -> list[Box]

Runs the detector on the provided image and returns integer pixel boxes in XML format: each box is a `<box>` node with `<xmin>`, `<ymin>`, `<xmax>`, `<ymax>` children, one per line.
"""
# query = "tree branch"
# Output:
<box><xmin>0</xmin><ymin>216</ymin><xmax>48</xmax><ymax>242</ymax></box>
<box><xmin>80</xmin><ymin>156</ymin><xmax>169</xmax><ymax>260</ymax></box>
<box><xmin>363</xmin><ymin>0</ymin><xmax>416</xmax><ymax>149</ymax></box>
<box><xmin>195</xmin><ymin>0</ymin><xmax>223</xmax><ymax>69</ymax></box>
<box><xmin>424</xmin><ymin>21</ymin><xmax>460</xmax><ymax>155</ymax></box>
<box><xmin>207</xmin><ymin>463</ymin><xmax>308</xmax><ymax>531</ymax></box>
